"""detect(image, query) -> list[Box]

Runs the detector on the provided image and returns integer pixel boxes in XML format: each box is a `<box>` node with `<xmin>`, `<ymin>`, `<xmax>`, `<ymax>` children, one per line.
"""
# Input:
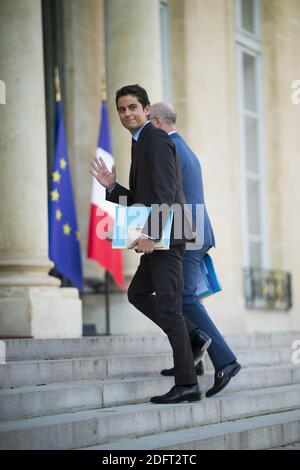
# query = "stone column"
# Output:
<box><xmin>106</xmin><ymin>0</ymin><xmax>163</xmax><ymax>278</ymax></box>
<box><xmin>0</xmin><ymin>0</ymin><xmax>82</xmax><ymax>338</ymax></box>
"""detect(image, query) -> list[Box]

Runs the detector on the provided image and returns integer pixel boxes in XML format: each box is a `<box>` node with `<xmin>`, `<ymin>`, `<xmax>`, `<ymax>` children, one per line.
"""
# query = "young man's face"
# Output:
<box><xmin>117</xmin><ymin>94</ymin><xmax>150</xmax><ymax>133</ymax></box>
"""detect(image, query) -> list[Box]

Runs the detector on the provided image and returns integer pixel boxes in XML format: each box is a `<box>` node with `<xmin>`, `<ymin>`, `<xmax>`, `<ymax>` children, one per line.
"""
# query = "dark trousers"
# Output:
<box><xmin>182</xmin><ymin>245</ymin><xmax>237</xmax><ymax>370</ymax></box>
<box><xmin>128</xmin><ymin>244</ymin><xmax>197</xmax><ymax>386</ymax></box>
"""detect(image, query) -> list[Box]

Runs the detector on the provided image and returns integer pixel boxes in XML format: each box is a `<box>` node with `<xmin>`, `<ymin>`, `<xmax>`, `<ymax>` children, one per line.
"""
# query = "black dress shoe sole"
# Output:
<box><xmin>151</xmin><ymin>393</ymin><xmax>201</xmax><ymax>404</ymax></box>
<box><xmin>194</xmin><ymin>338</ymin><xmax>212</xmax><ymax>365</ymax></box>
<box><xmin>228</xmin><ymin>362</ymin><xmax>241</xmax><ymax>379</ymax></box>
<box><xmin>160</xmin><ymin>368</ymin><xmax>175</xmax><ymax>376</ymax></box>
<box><xmin>232</xmin><ymin>363</ymin><xmax>241</xmax><ymax>376</ymax></box>
<box><xmin>161</xmin><ymin>360</ymin><xmax>205</xmax><ymax>377</ymax></box>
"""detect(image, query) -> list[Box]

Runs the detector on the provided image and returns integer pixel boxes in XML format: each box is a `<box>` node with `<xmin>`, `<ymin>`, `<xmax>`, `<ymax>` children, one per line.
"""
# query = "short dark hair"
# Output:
<box><xmin>115</xmin><ymin>84</ymin><xmax>150</xmax><ymax>109</ymax></box>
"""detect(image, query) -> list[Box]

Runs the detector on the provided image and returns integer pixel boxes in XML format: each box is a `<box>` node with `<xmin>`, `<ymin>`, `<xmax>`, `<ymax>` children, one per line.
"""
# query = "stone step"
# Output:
<box><xmin>1</xmin><ymin>364</ymin><xmax>299</xmax><ymax>421</ymax></box>
<box><xmin>273</xmin><ymin>442</ymin><xmax>300</xmax><ymax>450</ymax></box>
<box><xmin>4</xmin><ymin>336</ymin><xmax>171</xmax><ymax>361</ymax></box>
<box><xmin>225</xmin><ymin>331</ymin><xmax>300</xmax><ymax>349</ymax></box>
<box><xmin>205</xmin><ymin>345</ymin><xmax>294</xmax><ymax>371</ymax></box>
<box><xmin>1</xmin><ymin>384</ymin><xmax>300</xmax><ymax>450</ymax></box>
<box><xmin>0</xmin><ymin>343</ymin><xmax>297</xmax><ymax>389</ymax></box>
<box><xmin>0</xmin><ymin>354</ymin><xmax>173</xmax><ymax>388</ymax></box>
<box><xmin>83</xmin><ymin>409</ymin><xmax>300</xmax><ymax>450</ymax></box>
<box><xmin>3</xmin><ymin>331</ymin><xmax>300</xmax><ymax>361</ymax></box>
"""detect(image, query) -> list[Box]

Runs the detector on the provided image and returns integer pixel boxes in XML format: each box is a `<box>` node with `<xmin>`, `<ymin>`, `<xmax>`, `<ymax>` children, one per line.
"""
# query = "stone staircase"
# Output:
<box><xmin>0</xmin><ymin>332</ymin><xmax>300</xmax><ymax>450</ymax></box>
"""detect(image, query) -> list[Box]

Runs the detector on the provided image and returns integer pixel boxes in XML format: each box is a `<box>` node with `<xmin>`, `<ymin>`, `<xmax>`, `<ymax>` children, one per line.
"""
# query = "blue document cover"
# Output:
<box><xmin>196</xmin><ymin>253</ymin><xmax>222</xmax><ymax>299</ymax></box>
<box><xmin>112</xmin><ymin>206</ymin><xmax>174</xmax><ymax>250</ymax></box>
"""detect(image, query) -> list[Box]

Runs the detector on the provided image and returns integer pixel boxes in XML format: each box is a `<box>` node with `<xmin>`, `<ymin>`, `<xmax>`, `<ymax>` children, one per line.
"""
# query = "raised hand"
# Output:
<box><xmin>90</xmin><ymin>157</ymin><xmax>116</xmax><ymax>189</ymax></box>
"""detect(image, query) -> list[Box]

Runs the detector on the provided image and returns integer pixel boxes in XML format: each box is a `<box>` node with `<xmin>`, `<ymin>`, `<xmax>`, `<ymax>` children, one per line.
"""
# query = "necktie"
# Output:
<box><xmin>130</xmin><ymin>138</ymin><xmax>138</xmax><ymax>189</ymax></box>
<box><xmin>131</xmin><ymin>138</ymin><xmax>137</xmax><ymax>163</ymax></box>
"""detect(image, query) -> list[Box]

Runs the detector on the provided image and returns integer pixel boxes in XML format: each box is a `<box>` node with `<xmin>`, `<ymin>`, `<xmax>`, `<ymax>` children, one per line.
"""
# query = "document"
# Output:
<box><xmin>112</xmin><ymin>205</ymin><xmax>173</xmax><ymax>250</ymax></box>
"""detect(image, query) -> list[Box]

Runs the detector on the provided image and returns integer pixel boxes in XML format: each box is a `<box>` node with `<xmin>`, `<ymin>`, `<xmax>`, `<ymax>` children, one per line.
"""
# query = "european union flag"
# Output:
<box><xmin>49</xmin><ymin>101</ymin><xmax>83</xmax><ymax>291</ymax></box>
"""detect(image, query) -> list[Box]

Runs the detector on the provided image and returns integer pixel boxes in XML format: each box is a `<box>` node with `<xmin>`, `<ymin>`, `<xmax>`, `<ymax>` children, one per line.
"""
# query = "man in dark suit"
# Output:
<box><xmin>149</xmin><ymin>102</ymin><xmax>241</xmax><ymax>397</ymax></box>
<box><xmin>90</xmin><ymin>84</ymin><xmax>210</xmax><ymax>404</ymax></box>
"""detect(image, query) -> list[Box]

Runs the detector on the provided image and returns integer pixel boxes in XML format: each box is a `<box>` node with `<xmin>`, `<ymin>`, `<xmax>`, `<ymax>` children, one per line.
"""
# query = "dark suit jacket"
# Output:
<box><xmin>106</xmin><ymin>122</ymin><xmax>194</xmax><ymax>245</ymax></box>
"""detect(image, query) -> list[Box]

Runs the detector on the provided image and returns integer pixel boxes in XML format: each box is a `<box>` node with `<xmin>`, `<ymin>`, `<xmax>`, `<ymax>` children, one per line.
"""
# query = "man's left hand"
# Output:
<box><xmin>129</xmin><ymin>236</ymin><xmax>155</xmax><ymax>254</ymax></box>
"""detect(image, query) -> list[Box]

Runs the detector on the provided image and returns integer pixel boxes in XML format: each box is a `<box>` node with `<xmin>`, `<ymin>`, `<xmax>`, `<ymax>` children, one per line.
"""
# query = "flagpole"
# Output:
<box><xmin>104</xmin><ymin>271</ymin><xmax>110</xmax><ymax>336</ymax></box>
<box><xmin>53</xmin><ymin>67</ymin><xmax>70</xmax><ymax>287</ymax></box>
<box><xmin>101</xmin><ymin>79</ymin><xmax>107</xmax><ymax>101</ymax></box>
<box><xmin>54</xmin><ymin>66</ymin><xmax>61</xmax><ymax>102</ymax></box>
<box><xmin>102</xmin><ymin>79</ymin><xmax>111</xmax><ymax>336</ymax></box>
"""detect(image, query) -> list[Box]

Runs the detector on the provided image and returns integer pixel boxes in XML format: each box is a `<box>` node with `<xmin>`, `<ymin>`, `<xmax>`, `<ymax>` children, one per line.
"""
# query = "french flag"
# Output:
<box><xmin>87</xmin><ymin>100</ymin><xmax>124</xmax><ymax>289</ymax></box>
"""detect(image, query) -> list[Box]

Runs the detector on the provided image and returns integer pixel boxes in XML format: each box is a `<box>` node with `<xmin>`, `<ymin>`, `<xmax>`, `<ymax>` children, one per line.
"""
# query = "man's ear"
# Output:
<box><xmin>155</xmin><ymin>117</ymin><xmax>163</xmax><ymax>128</ymax></box>
<box><xmin>144</xmin><ymin>104</ymin><xmax>151</xmax><ymax>116</ymax></box>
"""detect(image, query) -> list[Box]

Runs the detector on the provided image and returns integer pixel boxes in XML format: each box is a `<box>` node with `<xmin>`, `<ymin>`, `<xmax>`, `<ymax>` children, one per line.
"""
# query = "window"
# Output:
<box><xmin>160</xmin><ymin>0</ymin><xmax>171</xmax><ymax>102</ymax></box>
<box><xmin>236</xmin><ymin>0</ymin><xmax>267</xmax><ymax>269</ymax></box>
<box><xmin>241</xmin><ymin>0</ymin><xmax>256</xmax><ymax>34</ymax></box>
<box><xmin>236</xmin><ymin>0</ymin><xmax>260</xmax><ymax>38</ymax></box>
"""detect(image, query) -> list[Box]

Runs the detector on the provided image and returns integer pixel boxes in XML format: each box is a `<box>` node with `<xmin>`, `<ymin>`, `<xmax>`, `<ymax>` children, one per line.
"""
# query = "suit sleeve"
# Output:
<box><xmin>106</xmin><ymin>182</ymin><xmax>135</xmax><ymax>206</ymax></box>
<box><xmin>141</xmin><ymin>130</ymin><xmax>177</xmax><ymax>240</ymax></box>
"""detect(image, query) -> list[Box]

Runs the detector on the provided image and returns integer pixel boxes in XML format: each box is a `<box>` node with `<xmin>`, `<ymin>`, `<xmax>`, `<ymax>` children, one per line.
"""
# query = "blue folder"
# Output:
<box><xmin>112</xmin><ymin>205</ymin><xmax>173</xmax><ymax>250</ymax></box>
<box><xmin>196</xmin><ymin>253</ymin><xmax>222</xmax><ymax>299</ymax></box>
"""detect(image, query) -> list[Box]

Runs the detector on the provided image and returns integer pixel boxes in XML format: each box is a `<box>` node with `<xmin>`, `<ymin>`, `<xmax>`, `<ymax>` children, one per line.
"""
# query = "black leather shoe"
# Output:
<box><xmin>192</xmin><ymin>329</ymin><xmax>212</xmax><ymax>365</ymax></box>
<box><xmin>160</xmin><ymin>330</ymin><xmax>210</xmax><ymax>377</ymax></box>
<box><xmin>151</xmin><ymin>383</ymin><xmax>201</xmax><ymax>404</ymax></box>
<box><xmin>206</xmin><ymin>361</ymin><xmax>241</xmax><ymax>397</ymax></box>
<box><xmin>161</xmin><ymin>359</ymin><xmax>204</xmax><ymax>377</ymax></box>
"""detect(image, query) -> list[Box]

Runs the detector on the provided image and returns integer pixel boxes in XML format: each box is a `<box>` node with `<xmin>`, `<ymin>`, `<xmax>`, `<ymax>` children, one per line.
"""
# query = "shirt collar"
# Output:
<box><xmin>132</xmin><ymin>120</ymin><xmax>150</xmax><ymax>141</ymax></box>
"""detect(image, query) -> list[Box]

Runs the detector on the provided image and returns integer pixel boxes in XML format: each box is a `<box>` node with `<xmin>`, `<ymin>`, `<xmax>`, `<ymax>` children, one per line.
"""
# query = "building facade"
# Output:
<box><xmin>0</xmin><ymin>0</ymin><xmax>300</xmax><ymax>338</ymax></box>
